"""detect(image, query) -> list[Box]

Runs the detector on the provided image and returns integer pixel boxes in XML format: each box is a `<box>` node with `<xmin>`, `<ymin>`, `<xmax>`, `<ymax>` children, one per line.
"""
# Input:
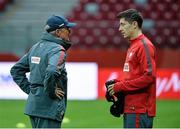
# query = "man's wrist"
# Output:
<box><xmin>113</xmin><ymin>82</ymin><xmax>121</xmax><ymax>93</ymax></box>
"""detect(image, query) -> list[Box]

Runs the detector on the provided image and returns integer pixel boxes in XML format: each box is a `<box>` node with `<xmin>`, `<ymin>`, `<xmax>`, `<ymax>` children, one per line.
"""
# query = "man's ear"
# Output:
<box><xmin>132</xmin><ymin>21</ymin><xmax>138</xmax><ymax>29</ymax></box>
<box><xmin>55</xmin><ymin>29</ymin><xmax>60</xmax><ymax>34</ymax></box>
<box><xmin>55</xmin><ymin>29</ymin><xmax>61</xmax><ymax>36</ymax></box>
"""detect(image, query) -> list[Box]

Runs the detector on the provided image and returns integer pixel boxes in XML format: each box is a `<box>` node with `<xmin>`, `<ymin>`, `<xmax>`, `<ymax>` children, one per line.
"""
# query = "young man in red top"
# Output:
<box><xmin>106</xmin><ymin>9</ymin><xmax>156</xmax><ymax>128</ymax></box>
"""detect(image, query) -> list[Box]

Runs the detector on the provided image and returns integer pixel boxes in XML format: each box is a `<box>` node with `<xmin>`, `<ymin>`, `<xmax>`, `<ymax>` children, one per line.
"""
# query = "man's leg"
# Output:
<box><xmin>139</xmin><ymin>113</ymin><xmax>153</xmax><ymax>128</ymax></box>
<box><xmin>29</xmin><ymin>116</ymin><xmax>36</xmax><ymax>128</ymax></box>
<box><xmin>123</xmin><ymin>113</ymin><xmax>136</xmax><ymax>128</ymax></box>
<box><xmin>123</xmin><ymin>113</ymin><xmax>154</xmax><ymax>128</ymax></box>
<box><xmin>29</xmin><ymin>116</ymin><xmax>61</xmax><ymax>128</ymax></box>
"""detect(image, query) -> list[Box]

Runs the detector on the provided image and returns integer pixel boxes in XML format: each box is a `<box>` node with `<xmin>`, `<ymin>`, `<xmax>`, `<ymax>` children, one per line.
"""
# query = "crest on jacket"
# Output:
<box><xmin>123</xmin><ymin>63</ymin><xmax>129</xmax><ymax>72</ymax></box>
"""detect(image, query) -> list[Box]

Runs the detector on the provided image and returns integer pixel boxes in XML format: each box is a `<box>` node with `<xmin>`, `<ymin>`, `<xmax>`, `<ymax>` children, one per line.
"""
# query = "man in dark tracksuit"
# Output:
<box><xmin>106</xmin><ymin>9</ymin><xmax>156</xmax><ymax>128</ymax></box>
<box><xmin>10</xmin><ymin>15</ymin><xmax>76</xmax><ymax>128</ymax></box>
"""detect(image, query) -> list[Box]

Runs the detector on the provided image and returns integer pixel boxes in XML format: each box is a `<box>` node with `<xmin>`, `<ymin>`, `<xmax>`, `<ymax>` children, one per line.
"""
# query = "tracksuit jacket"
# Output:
<box><xmin>10</xmin><ymin>32</ymin><xmax>71</xmax><ymax>121</ymax></box>
<box><xmin>114</xmin><ymin>34</ymin><xmax>156</xmax><ymax>116</ymax></box>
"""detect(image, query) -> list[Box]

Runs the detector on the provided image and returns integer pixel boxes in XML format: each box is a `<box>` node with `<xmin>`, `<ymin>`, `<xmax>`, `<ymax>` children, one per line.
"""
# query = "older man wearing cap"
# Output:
<box><xmin>10</xmin><ymin>15</ymin><xmax>76</xmax><ymax>128</ymax></box>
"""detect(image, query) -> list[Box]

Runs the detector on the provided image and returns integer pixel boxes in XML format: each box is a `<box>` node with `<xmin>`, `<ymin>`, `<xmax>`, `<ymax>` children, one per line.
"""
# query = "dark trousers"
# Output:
<box><xmin>123</xmin><ymin>113</ymin><xmax>154</xmax><ymax>128</ymax></box>
<box><xmin>29</xmin><ymin>116</ymin><xmax>61</xmax><ymax>128</ymax></box>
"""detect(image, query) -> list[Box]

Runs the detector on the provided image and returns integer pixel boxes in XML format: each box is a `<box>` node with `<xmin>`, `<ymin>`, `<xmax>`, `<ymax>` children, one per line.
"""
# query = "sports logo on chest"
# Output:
<box><xmin>31</xmin><ymin>56</ymin><xmax>41</xmax><ymax>64</ymax></box>
<box><xmin>123</xmin><ymin>63</ymin><xmax>129</xmax><ymax>72</ymax></box>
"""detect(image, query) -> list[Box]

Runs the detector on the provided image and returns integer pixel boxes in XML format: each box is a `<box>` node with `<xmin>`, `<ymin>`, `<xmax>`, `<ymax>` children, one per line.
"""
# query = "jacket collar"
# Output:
<box><xmin>41</xmin><ymin>32</ymin><xmax>71</xmax><ymax>50</ymax></box>
<box><xmin>129</xmin><ymin>34</ymin><xmax>144</xmax><ymax>47</ymax></box>
<box><xmin>130</xmin><ymin>34</ymin><xmax>144</xmax><ymax>43</ymax></box>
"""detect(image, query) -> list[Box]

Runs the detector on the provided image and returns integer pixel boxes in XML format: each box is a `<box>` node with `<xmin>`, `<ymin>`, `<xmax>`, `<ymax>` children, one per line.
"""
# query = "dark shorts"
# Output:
<box><xmin>29</xmin><ymin>116</ymin><xmax>61</xmax><ymax>128</ymax></box>
<box><xmin>123</xmin><ymin>113</ymin><xmax>154</xmax><ymax>128</ymax></box>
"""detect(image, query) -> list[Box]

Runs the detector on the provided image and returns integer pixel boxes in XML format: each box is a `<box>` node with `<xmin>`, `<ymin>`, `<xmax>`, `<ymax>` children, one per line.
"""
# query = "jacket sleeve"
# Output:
<box><xmin>10</xmin><ymin>54</ymin><xmax>30</xmax><ymax>94</ymax></box>
<box><xmin>44</xmin><ymin>47</ymin><xmax>66</xmax><ymax>99</ymax></box>
<box><xmin>114</xmin><ymin>42</ymin><xmax>156</xmax><ymax>92</ymax></box>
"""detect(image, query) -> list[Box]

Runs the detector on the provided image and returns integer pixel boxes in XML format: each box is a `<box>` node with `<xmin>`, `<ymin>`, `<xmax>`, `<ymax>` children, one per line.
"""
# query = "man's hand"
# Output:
<box><xmin>107</xmin><ymin>84</ymin><xmax>115</xmax><ymax>96</ymax></box>
<box><xmin>105</xmin><ymin>79</ymin><xmax>117</xmax><ymax>102</ymax></box>
<box><xmin>55</xmin><ymin>87</ymin><xmax>65</xmax><ymax>100</ymax></box>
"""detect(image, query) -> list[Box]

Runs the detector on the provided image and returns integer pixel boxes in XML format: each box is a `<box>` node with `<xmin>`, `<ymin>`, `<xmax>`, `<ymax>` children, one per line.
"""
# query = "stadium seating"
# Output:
<box><xmin>0</xmin><ymin>0</ymin><xmax>179</xmax><ymax>58</ymax></box>
<box><xmin>67</xmin><ymin>0</ymin><xmax>180</xmax><ymax>49</ymax></box>
<box><xmin>0</xmin><ymin>0</ymin><xmax>14</xmax><ymax>11</ymax></box>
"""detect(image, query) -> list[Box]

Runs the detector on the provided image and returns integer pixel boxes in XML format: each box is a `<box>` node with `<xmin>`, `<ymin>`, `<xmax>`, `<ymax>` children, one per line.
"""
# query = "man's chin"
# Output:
<box><xmin>122</xmin><ymin>35</ymin><xmax>128</xmax><ymax>39</ymax></box>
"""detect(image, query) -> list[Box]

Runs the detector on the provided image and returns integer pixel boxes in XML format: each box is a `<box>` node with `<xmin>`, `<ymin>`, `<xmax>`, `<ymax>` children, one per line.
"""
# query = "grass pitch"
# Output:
<box><xmin>0</xmin><ymin>99</ymin><xmax>180</xmax><ymax>128</ymax></box>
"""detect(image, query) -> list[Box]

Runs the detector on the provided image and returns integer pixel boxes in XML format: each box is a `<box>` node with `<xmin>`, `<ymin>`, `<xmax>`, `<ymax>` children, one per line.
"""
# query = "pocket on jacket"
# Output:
<box><xmin>30</xmin><ymin>87</ymin><xmax>43</xmax><ymax>97</ymax></box>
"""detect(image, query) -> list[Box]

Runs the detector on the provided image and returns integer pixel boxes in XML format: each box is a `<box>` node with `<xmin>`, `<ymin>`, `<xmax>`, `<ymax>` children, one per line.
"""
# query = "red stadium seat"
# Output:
<box><xmin>68</xmin><ymin>0</ymin><xmax>180</xmax><ymax>49</ymax></box>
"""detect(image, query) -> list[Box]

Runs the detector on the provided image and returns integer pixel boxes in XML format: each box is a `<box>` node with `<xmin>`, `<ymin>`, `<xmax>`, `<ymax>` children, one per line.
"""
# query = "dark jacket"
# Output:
<box><xmin>10</xmin><ymin>32</ymin><xmax>71</xmax><ymax>121</ymax></box>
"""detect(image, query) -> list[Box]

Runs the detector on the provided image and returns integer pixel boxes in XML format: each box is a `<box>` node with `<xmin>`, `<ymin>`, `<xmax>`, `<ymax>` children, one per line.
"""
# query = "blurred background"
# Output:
<box><xmin>0</xmin><ymin>0</ymin><xmax>180</xmax><ymax>128</ymax></box>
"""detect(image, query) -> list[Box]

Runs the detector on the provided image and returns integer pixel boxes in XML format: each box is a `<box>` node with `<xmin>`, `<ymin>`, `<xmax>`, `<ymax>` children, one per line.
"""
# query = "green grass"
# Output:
<box><xmin>0</xmin><ymin>99</ymin><xmax>180</xmax><ymax>128</ymax></box>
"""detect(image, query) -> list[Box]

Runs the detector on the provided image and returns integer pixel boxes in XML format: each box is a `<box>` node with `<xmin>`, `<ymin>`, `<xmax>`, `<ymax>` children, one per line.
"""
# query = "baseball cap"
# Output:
<box><xmin>45</xmin><ymin>15</ymin><xmax>76</xmax><ymax>32</ymax></box>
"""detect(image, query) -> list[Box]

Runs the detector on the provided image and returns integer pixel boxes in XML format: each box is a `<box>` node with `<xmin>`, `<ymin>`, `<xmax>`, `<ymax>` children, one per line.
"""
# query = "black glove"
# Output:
<box><xmin>105</xmin><ymin>79</ymin><xmax>116</xmax><ymax>102</ymax></box>
<box><xmin>110</xmin><ymin>92</ymin><xmax>124</xmax><ymax>117</ymax></box>
<box><xmin>105</xmin><ymin>79</ymin><xmax>117</xmax><ymax>86</ymax></box>
<box><xmin>105</xmin><ymin>79</ymin><xmax>125</xmax><ymax>117</ymax></box>
<box><xmin>110</xmin><ymin>102</ymin><xmax>121</xmax><ymax>117</ymax></box>
<box><xmin>105</xmin><ymin>92</ymin><xmax>114</xmax><ymax>102</ymax></box>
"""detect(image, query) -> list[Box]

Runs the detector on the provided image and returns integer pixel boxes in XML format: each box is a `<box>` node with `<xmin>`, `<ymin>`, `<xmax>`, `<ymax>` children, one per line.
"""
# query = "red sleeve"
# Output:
<box><xmin>114</xmin><ymin>40</ymin><xmax>156</xmax><ymax>92</ymax></box>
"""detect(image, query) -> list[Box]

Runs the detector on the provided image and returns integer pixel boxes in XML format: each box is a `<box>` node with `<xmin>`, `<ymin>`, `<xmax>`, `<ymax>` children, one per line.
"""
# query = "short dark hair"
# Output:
<box><xmin>117</xmin><ymin>9</ymin><xmax>143</xmax><ymax>28</ymax></box>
